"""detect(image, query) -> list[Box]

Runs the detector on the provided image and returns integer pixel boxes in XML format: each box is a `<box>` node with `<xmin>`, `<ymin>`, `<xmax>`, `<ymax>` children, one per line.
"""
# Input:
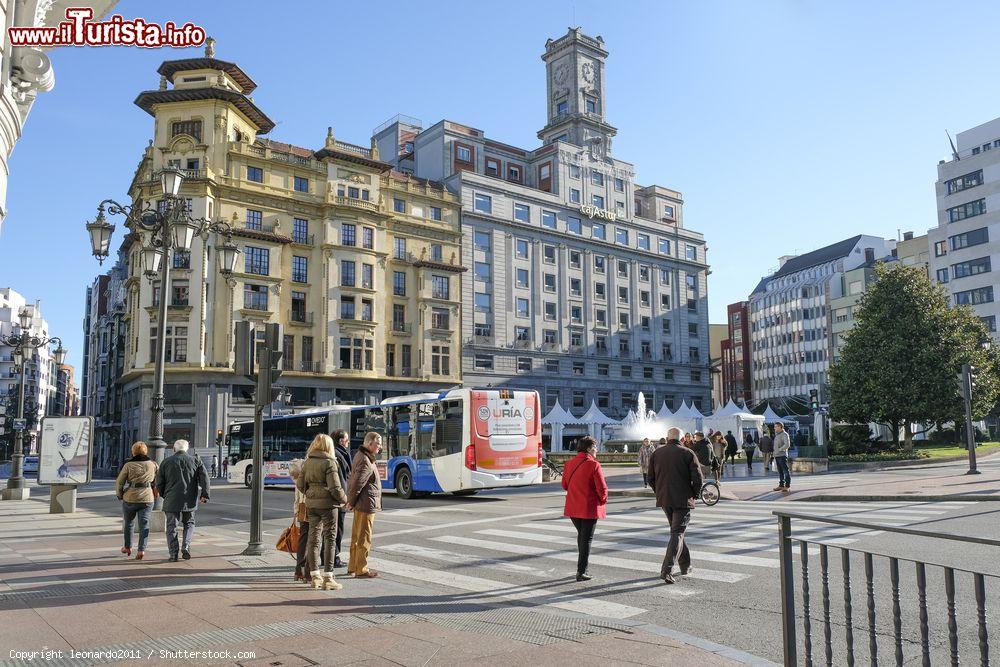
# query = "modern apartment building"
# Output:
<box><xmin>90</xmin><ymin>44</ymin><xmax>464</xmax><ymax>450</ymax></box>
<box><xmin>720</xmin><ymin>301</ymin><xmax>752</xmax><ymax>406</ymax></box>
<box><xmin>929</xmin><ymin>117</ymin><xmax>1000</xmax><ymax>336</ymax></box>
<box><xmin>749</xmin><ymin>235</ymin><xmax>895</xmax><ymax>404</ymax></box>
<box><xmin>0</xmin><ymin>288</ymin><xmax>56</xmax><ymax>452</ymax></box>
<box><xmin>374</xmin><ymin>28</ymin><xmax>712</xmax><ymax>417</ymax></box>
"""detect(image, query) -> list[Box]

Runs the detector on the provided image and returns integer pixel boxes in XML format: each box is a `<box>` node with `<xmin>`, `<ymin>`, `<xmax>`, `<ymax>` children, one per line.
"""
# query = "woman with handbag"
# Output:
<box><xmin>115</xmin><ymin>441</ymin><xmax>157</xmax><ymax>560</ymax></box>
<box><xmin>562</xmin><ymin>435</ymin><xmax>608</xmax><ymax>582</ymax></box>
<box><xmin>296</xmin><ymin>434</ymin><xmax>347</xmax><ymax>591</ymax></box>
<box><xmin>288</xmin><ymin>459</ymin><xmax>310</xmax><ymax>582</ymax></box>
<box><xmin>345</xmin><ymin>431</ymin><xmax>383</xmax><ymax>578</ymax></box>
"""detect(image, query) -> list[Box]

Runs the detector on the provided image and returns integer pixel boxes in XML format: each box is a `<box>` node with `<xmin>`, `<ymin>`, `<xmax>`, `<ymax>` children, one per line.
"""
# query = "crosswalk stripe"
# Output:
<box><xmin>379</xmin><ymin>543</ymin><xmax>557</xmax><ymax>578</ymax></box>
<box><xmin>434</xmin><ymin>533</ymin><xmax>759</xmax><ymax>582</ymax></box>
<box><xmin>595</xmin><ymin>512</ymin><xmax>911</xmax><ymax>530</ymax></box>
<box><xmin>368</xmin><ymin>555</ymin><xmax>652</xmax><ymax>618</ymax></box>
<box><xmin>624</xmin><ymin>507</ymin><xmax>934</xmax><ymax>523</ymax></box>
<box><xmin>509</xmin><ymin>522</ymin><xmax>824</xmax><ymax>555</ymax></box>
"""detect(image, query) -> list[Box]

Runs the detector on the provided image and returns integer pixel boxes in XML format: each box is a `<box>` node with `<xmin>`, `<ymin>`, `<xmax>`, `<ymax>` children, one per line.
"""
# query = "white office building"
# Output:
<box><xmin>1</xmin><ymin>288</ymin><xmax>55</xmax><ymax>451</ymax></box>
<box><xmin>749</xmin><ymin>236</ymin><xmax>895</xmax><ymax>405</ymax></box>
<box><xmin>929</xmin><ymin>117</ymin><xmax>1000</xmax><ymax>335</ymax></box>
<box><xmin>374</xmin><ymin>28</ymin><xmax>711</xmax><ymax>421</ymax></box>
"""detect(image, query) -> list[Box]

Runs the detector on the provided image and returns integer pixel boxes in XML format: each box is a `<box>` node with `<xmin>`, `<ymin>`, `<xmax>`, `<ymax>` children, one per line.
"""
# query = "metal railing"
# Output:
<box><xmin>288</xmin><ymin>310</ymin><xmax>313</xmax><ymax>324</ymax></box>
<box><xmin>775</xmin><ymin>510</ymin><xmax>997</xmax><ymax>666</ymax></box>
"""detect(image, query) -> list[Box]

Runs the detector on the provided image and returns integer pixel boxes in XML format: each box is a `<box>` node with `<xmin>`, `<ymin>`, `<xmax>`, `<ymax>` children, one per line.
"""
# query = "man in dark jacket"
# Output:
<box><xmin>332</xmin><ymin>429</ymin><xmax>353</xmax><ymax>568</ymax></box>
<box><xmin>647</xmin><ymin>427</ymin><xmax>703</xmax><ymax>584</ymax></box>
<box><xmin>155</xmin><ymin>439</ymin><xmax>210</xmax><ymax>562</ymax></box>
<box><xmin>691</xmin><ymin>432</ymin><xmax>717</xmax><ymax>479</ymax></box>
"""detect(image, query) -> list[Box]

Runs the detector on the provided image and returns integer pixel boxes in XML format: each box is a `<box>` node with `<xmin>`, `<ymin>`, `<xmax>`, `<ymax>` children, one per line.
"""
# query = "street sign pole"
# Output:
<box><xmin>962</xmin><ymin>364</ymin><xmax>980</xmax><ymax>475</ymax></box>
<box><xmin>242</xmin><ymin>345</ymin><xmax>268</xmax><ymax>556</ymax></box>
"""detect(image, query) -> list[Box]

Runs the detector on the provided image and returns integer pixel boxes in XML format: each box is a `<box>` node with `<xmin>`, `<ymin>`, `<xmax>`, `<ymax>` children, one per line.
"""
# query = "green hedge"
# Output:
<box><xmin>829</xmin><ymin>451</ymin><xmax>929</xmax><ymax>463</ymax></box>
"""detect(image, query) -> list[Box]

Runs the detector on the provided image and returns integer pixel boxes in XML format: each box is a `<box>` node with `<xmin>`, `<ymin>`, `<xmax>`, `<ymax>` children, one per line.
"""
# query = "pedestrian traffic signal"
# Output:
<box><xmin>808</xmin><ymin>389</ymin><xmax>819</xmax><ymax>411</ymax></box>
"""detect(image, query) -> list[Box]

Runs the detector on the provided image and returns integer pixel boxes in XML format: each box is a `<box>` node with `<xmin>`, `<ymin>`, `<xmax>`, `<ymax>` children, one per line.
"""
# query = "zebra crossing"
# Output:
<box><xmin>372</xmin><ymin>500</ymin><xmax>973</xmax><ymax>620</ymax></box>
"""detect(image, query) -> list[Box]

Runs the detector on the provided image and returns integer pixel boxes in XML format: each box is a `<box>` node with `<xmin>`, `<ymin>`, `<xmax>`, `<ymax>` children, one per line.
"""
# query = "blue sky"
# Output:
<box><xmin>2</xmin><ymin>0</ymin><xmax>1000</xmax><ymax>372</ymax></box>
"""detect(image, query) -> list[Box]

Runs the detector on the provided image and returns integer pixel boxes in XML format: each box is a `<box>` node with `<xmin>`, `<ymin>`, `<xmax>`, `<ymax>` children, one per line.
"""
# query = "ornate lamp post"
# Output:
<box><xmin>1</xmin><ymin>306</ymin><xmax>65</xmax><ymax>500</ymax></box>
<box><xmin>85</xmin><ymin>168</ymin><xmax>240</xmax><ymax>520</ymax></box>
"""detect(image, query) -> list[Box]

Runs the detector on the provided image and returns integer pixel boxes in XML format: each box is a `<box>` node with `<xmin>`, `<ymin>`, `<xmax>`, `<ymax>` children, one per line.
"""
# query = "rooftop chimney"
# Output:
<box><xmin>903</xmin><ymin>231</ymin><xmax>914</xmax><ymax>241</ymax></box>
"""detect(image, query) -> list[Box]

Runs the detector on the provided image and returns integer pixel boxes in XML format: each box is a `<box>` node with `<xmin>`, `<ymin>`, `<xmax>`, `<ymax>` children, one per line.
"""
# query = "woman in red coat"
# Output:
<box><xmin>562</xmin><ymin>435</ymin><xmax>608</xmax><ymax>581</ymax></box>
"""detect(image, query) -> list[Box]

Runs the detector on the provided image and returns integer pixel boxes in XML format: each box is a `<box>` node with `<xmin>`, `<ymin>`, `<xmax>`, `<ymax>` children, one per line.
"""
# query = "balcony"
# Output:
<box><xmin>180</xmin><ymin>168</ymin><xmax>207</xmax><ymax>180</ymax></box>
<box><xmin>334</xmin><ymin>195</ymin><xmax>379</xmax><ymax>213</ymax></box>
<box><xmin>432</xmin><ymin>289</ymin><xmax>451</xmax><ymax>300</ymax></box>
<box><xmin>472</xmin><ymin>334</ymin><xmax>493</xmax><ymax>346</ymax></box>
<box><xmin>514</xmin><ymin>339</ymin><xmax>533</xmax><ymax>349</ymax></box>
<box><xmin>541</xmin><ymin>342</ymin><xmax>560</xmax><ymax>351</ymax></box>
<box><xmin>288</xmin><ymin>310</ymin><xmax>314</xmax><ymax>325</ymax></box>
<box><xmin>390</xmin><ymin>322</ymin><xmax>412</xmax><ymax>335</ymax></box>
<box><xmin>386</xmin><ymin>366</ymin><xmax>413</xmax><ymax>378</ymax></box>
<box><xmin>297</xmin><ymin>361</ymin><xmax>321</xmax><ymax>372</ymax></box>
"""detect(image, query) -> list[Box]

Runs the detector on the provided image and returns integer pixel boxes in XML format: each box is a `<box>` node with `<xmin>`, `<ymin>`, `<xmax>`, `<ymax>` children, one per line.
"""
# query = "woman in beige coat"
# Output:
<box><xmin>115</xmin><ymin>441</ymin><xmax>158</xmax><ymax>560</ymax></box>
<box><xmin>346</xmin><ymin>431</ymin><xmax>383</xmax><ymax>578</ymax></box>
<box><xmin>295</xmin><ymin>434</ymin><xmax>347</xmax><ymax>590</ymax></box>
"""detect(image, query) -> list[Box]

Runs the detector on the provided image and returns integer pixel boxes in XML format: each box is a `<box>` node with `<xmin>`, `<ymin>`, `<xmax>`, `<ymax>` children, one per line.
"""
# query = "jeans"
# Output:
<box><xmin>570</xmin><ymin>517</ymin><xmax>597</xmax><ymax>575</ymax></box>
<box><xmin>776</xmin><ymin>456</ymin><xmax>791</xmax><ymax>488</ymax></box>
<box><xmin>335</xmin><ymin>507</ymin><xmax>347</xmax><ymax>560</ymax></box>
<box><xmin>641</xmin><ymin>471</ymin><xmax>648</xmax><ymax>488</ymax></box>
<box><xmin>295</xmin><ymin>521</ymin><xmax>310</xmax><ymax>578</ymax></box>
<box><xmin>122</xmin><ymin>502</ymin><xmax>152</xmax><ymax>551</ymax></box>
<box><xmin>762</xmin><ymin>452</ymin><xmax>773</xmax><ymax>472</ymax></box>
<box><xmin>166</xmin><ymin>511</ymin><xmax>195</xmax><ymax>556</ymax></box>
<box><xmin>348</xmin><ymin>510</ymin><xmax>376</xmax><ymax>575</ymax></box>
<box><xmin>307</xmin><ymin>507</ymin><xmax>337</xmax><ymax>573</ymax></box>
<box><xmin>745</xmin><ymin>448</ymin><xmax>755</xmax><ymax>471</ymax></box>
<box><xmin>661</xmin><ymin>507</ymin><xmax>692</xmax><ymax>576</ymax></box>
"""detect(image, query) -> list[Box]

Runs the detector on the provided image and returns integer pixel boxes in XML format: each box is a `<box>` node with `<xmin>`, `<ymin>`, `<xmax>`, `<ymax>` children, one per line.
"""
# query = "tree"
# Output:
<box><xmin>829</xmin><ymin>263</ymin><xmax>1000</xmax><ymax>453</ymax></box>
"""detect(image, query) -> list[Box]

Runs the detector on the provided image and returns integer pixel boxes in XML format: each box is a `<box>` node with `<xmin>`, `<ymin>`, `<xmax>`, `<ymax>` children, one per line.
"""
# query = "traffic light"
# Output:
<box><xmin>969</xmin><ymin>365</ymin><xmax>978</xmax><ymax>394</ymax></box>
<box><xmin>234</xmin><ymin>321</ymin><xmax>256</xmax><ymax>380</ymax></box>
<box><xmin>215</xmin><ymin>429</ymin><xmax>224</xmax><ymax>447</ymax></box>
<box><xmin>808</xmin><ymin>389</ymin><xmax>819</xmax><ymax>411</ymax></box>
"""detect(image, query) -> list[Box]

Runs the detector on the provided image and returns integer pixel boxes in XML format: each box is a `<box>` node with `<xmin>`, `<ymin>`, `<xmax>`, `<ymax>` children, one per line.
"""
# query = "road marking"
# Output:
<box><xmin>376</xmin><ymin>509</ymin><xmax>560</xmax><ymax>539</ymax></box>
<box><xmin>439</xmin><ymin>533</ymin><xmax>747</xmax><ymax>585</ymax></box>
<box><xmin>369</xmin><ymin>555</ymin><xmax>654</xmax><ymax>618</ymax></box>
<box><xmin>383</xmin><ymin>507</ymin><xmax>478</xmax><ymax>517</ymax></box>
<box><xmin>379</xmin><ymin>543</ymin><xmax>557</xmax><ymax>578</ymax></box>
<box><xmin>450</xmin><ymin>530</ymin><xmax>777</xmax><ymax>569</ymax></box>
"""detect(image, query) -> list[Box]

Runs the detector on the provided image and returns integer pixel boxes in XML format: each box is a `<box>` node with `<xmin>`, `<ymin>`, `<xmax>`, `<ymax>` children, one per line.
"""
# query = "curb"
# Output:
<box><xmin>633</xmin><ymin>622</ymin><xmax>778</xmax><ymax>666</ymax></box>
<box><xmin>792</xmin><ymin>494</ymin><xmax>1000</xmax><ymax>503</ymax></box>
<box><xmin>827</xmin><ymin>448</ymin><xmax>1000</xmax><ymax>472</ymax></box>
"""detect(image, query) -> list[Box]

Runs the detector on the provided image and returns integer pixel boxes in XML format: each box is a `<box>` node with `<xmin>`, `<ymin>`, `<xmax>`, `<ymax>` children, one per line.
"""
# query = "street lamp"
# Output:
<box><xmin>0</xmin><ymin>309</ymin><xmax>64</xmax><ymax>500</ymax></box>
<box><xmin>85</xmin><ymin>168</ymin><xmax>241</xmax><ymax>520</ymax></box>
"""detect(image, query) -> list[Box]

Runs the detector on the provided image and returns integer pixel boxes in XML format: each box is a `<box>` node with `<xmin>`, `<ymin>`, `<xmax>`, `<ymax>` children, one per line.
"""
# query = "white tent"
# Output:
<box><xmin>542</xmin><ymin>401</ymin><xmax>579</xmax><ymax>452</ymax></box>
<box><xmin>656</xmin><ymin>401</ymin><xmax>674</xmax><ymax>420</ymax></box>
<box><xmin>704</xmin><ymin>407</ymin><xmax>766</xmax><ymax>439</ymax></box>
<box><xmin>712</xmin><ymin>400</ymin><xmax>741</xmax><ymax>418</ymax></box>
<box><xmin>762</xmin><ymin>405</ymin><xmax>797</xmax><ymax>425</ymax></box>
<box><xmin>673</xmin><ymin>401</ymin><xmax>692</xmax><ymax>419</ymax></box>
<box><xmin>580</xmin><ymin>401</ymin><xmax>617</xmax><ymax>445</ymax></box>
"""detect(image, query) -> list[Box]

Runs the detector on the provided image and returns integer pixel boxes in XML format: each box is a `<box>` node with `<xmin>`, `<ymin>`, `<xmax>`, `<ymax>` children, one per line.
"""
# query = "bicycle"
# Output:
<box><xmin>541</xmin><ymin>455</ymin><xmax>562</xmax><ymax>479</ymax></box>
<box><xmin>700</xmin><ymin>479</ymin><xmax>721</xmax><ymax>506</ymax></box>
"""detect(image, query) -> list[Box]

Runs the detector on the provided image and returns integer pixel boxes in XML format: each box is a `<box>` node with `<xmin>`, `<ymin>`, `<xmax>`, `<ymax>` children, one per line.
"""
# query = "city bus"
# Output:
<box><xmin>226</xmin><ymin>388</ymin><xmax>542</xmax><ymax>498</ymax></box>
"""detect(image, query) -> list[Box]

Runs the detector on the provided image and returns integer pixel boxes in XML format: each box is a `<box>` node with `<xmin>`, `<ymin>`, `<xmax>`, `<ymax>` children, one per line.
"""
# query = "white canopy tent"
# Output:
<box><xmin>656</xmin><ymin>402</ymin><xmax>674</xmax><ymax>420</ymax></box>
<box><xmin>541</xmin><ymin>401</ymin><xmax>583</xmax><ymax>452</ymax></box>
<box><xmin>580</xmin><ymin>401</ymin><xmax>618</xmax><ymax>446</ymax></box>
<box><xmin>703</xmin><ymin>407</ymin><xmax>766</xmax><ymax>439</ymax></box>
<box><xmin>762</xmin><ymin>405</ymin><xmax>797</xmax><ymax>425</ymax></box>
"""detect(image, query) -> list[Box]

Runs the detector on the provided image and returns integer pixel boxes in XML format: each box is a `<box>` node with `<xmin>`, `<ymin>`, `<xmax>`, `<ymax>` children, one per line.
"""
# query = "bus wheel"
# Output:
<box><xmin>452</xmin><ymin>489</ymin><xmax>478</xmax><ymax>496</ymax></box>
<box><xmin>395</xmin><ymin>467</ymin><xmax>414</xmax><ymax>500</ymax></box>
<box><xmin>244</xmin><ymin>467</ymin><xmax>253</xmax><ymax>489</ymax></box>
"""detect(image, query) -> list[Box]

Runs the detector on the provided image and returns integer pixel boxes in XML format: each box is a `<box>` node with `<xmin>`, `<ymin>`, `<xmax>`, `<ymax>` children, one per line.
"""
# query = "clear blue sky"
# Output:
<box><xmin>2</xmin><ymin>0</ymin><xmax>1000</xmax><ymax>373</ymax></box>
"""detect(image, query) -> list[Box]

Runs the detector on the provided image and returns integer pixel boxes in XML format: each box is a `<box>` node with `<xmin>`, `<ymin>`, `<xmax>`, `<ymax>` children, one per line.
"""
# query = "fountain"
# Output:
<box><xmin>604</xmin><ymin>392</ymin><xmax>674</xmax><ymax>451</ymax></box>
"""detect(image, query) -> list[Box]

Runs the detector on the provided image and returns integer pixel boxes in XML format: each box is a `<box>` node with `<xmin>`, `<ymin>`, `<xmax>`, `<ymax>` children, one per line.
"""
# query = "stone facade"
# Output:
<box><xmin>89</xmin><ymin>46</ymin><xmax>464</xmax><ymax>453</ymax></box>
<box><xmin>374</xmin><ymin>28</ymin><xmax>712</xmax><ymax>418</ymax></box>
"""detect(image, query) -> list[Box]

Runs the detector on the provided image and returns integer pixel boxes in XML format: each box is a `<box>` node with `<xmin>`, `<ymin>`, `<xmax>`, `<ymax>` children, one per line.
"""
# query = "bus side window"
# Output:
<box><xmin>435</xmin><ymin>400</ymin><xmax>464</xmax><ymax>456</ymax></box>
<box><xmin>390</xmin><ymin>406</ymin><xmax>411</xmax><ymax>459</ymax></box>
<box><xmin>415</xmin><ymin>403</ymin><xmax>435</xmax><ymax>459</ymax></box>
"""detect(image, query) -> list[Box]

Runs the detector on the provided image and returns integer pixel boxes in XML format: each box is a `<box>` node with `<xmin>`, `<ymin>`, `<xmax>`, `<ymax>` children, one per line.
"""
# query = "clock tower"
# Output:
<box><xmin>538</xmin><ymin>27</ymin><xmax>617</xmax><ymax>153</ymax></box>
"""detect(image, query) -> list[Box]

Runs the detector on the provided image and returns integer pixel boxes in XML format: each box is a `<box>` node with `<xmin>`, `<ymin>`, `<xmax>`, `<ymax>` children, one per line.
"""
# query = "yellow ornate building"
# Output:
<box><xmin>111</xmin><ymin>43</ymin><xmax>463</xmax><ymax>447</ymax></box>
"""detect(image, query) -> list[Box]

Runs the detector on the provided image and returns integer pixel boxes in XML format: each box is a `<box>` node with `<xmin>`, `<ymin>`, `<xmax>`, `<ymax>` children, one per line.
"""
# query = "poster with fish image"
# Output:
<box><xmin>38</xmin><ymin>417</ymin><xmax>94</xmax><ymax>485</ymax></box>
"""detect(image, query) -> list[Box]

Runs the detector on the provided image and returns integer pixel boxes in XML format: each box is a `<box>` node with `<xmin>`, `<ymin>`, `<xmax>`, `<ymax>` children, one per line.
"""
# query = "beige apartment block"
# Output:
<box><xmin>92</xmin><ymin>45</ymin><xmax>463</xmax><ymax>453</ymax></box>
